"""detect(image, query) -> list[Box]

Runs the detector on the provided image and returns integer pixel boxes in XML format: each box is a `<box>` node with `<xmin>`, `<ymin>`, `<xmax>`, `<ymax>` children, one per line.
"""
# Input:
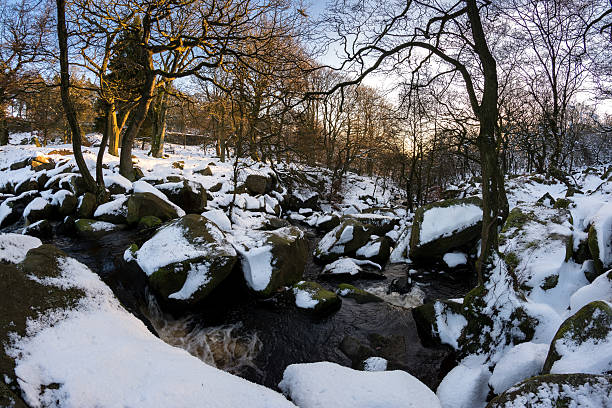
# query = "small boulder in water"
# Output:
<box><xmin>292</xmin><ymin>281</ymin><xmax>341</xmax><ymax>315</ymax></box>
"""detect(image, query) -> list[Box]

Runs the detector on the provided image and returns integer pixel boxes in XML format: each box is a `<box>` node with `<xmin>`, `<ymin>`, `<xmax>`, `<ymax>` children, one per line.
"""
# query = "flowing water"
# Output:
<box><xmin>50</xmin><ymin>224</ymin><xmax>473</xmax><ymax>391</ymax></box>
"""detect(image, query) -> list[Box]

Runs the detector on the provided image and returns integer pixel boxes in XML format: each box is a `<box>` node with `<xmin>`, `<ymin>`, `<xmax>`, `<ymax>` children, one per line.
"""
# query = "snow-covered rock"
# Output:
<box><xmin>132</xmin><ymin>214</ymin><xmax>238</xmax><ymax>304</ymax></box>
<box><xmin>292</xmin><ymin>281</ymin><xmax>341</xmax><ymax>315</ymax></box>
<box><xmin>314</xmin><ymin>219</ymin><xmax>371</xmax><ymax>263</ymax></box>
<box><xmin>0</xmin><ymin>233</ymin><xmax>42</xmax><ymax>263</ymax></box>
<box><xmin>23</xmin><ymin>196</ymin><xmax>52</xmax><ymax>224</ymax></box>
<box><xmin>279</xmin><ymin>361</ymin><xmax>441</xmax><ymax>408</ymax></box>
<box><xmin>569</xmin><ymin>270</ymin><xmax>612</xmax><ymax>312</ymax></box>
<box><xmin>542</xmin><ymin>300</ymin><xmax>612</xmax><ymax>375</ymax></box>
<box><xmin>320</xmin><ymin>257</ymin><xmax>383</xmax><ymax>280</ymax></box>
<box><xmin>234</xmin><ymin>226</ymin><xmax>308</xmax><ymax>297</ymax></box>
<box><xmin>156</xmin><ymin>180</ymin><xmax>208</xmax><ymax>214</ymax></box>
<box><xmin>94</xmin><ymin>194</ymin><xmax>128</xmax><ymax>223</ymax></box>
<box><xmin>488</xmin><ymin>373</ymin><xmax>612</xmax><ymax>408</ymax></box>
<box><xmin>126</xmin><ymin>191</ymin><xmax>182</xmax><ymax>224</ymax></box>
<box><xmin>0</xmin><ymin>245</ymin><xmax>295</xmax><ymax>408</ymax></box>
<box><xmin>202</xmin><ymin>209</ymin><xmax>232</xmax><ymax>232</ymax></box>
<box><xmin>409</xmin><ymin>197</ymin><xmax>482</xmax><ymax>261</ymax></box>
<box><xmin>344</xmin><ymin>213</ymin><xmax>400</xmax><ymax>236</ymax></box>
<box><xmin>436</xmin><ymin>358</ymin><xmax>491</xmax><ymax>408</ymax></box>
<box><xmin>489</xmin><ymin>342</ymin><xmax>549</xmax><ymax>394</ymax></box>
<box><xmin>587</xmin><ymin>202</ymin><xmax>612</xmax><ymax>277</ymax></box>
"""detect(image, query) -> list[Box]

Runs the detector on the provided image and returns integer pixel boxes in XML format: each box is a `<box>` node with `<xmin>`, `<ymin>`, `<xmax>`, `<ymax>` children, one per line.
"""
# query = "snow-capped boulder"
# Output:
<box><xmin>314</xmin><ymin>213</ymin><xmax>340</xmax><ymax>232</ymax></box>
<box><xmin>587</xmin><ymin>202</ymin><xmax>612</xmax><ymax>277</ymax></box>
<box><xmin>292</xmin><ymin>281</ymin><xmax>341</xmax><ymax>315</ymax></box>
<box><xmin>235</xmin><ymin>226</ymin><xmax>308</xmax><ymax>297</ymax></box>
<box><xmin>487</xmin><ymin>373</ymin><xmax>612</xmax><ymax>408</ymax></box>
<box><xmin>156</xmin><ymin>180</ymin><xmax>208</xmax><ymax>214</ymax></box>
<box><xmin>320</xmin><ymin>257</ymin><xmax>384</xmax><ymax>280</ymax></box>
<box><xmin>344</xmin><ymin>213</ymin><xmax>400</xmax><ymax>236</ymax></box>
<box><xmin>75</xmin><ymin>219</ymin><xmax>122</xmax><ymax>238</ymax></box>
<box><xmin>76</xmin><ymin>192</ymin><xmax>97</xmax><ymax>218</ymax></box>
<box><xmin>569</xmin><ymin>270</ymin><xmax>612</xmax><ymax>312</ymax></box>
<box><xmin>409</xmin><ymin>197</ymin><xmax>482</xmax><ymax>262</ymax></box>
<box><xmin>14</xmin><ymin>178</ymin><xmax>38</xmax><ymax>195</ymax></box>
<box><xmin>355</xmin><ymin>236</ymin><xmax>392</xmax><ymax>265</ymax></box>
<box><xmin>0</xmin><ymin>233</ymin><xmax>42</xmax><ymax>263</ymax></box>
<box><xmin>0</xmin><ymin>245</ymin><xmax>295</xmax><ymax>408</ymax></box>
<box><xmin>336</xmin><ymin>283</ymin><xmax>383</xmax><ymax>304</ymax></box>
<box><xmin>51</xmin><ymin>189</ymin><xmax>77</xmax><ymax>216</ymax></box>
<box><xmin>436</xmin><ymin>359</ymin><xmax>492</xmax><ymax>408</ymax></box>
<box><xmin>22</xmin><ymin>219</ymin><xmax>52</xmax><ymax>240</ymax></box>
<box><xmin>132</xmin><ymin>214</ymin><xmax>238</xmax><ymax>305</ymax></box>
<box><xmin>104</xmin><ymin>173</ymin><xmax>132</xmax><ymax>195</ymax></box>
<box><xmin>279</xmin><ymin>361</ymin><xmax>441</xmax><ymax>408</ymax></box>
<box><xmin>314</xmin><ymin>219</ymin><xmax>372</xmax><ymax>263</ymax></box>
<box><xmin>488</xmin><ymin>342</ymin><xmax>549</xmax><ymax>394</ymax></box>
<box><xmin>23</xmin><ymin>196</ymin><xmax>52</xmax><ymax>224</ymax></box>
<box><xmin>542</xmin><ymin>300</ymin><xmax>612</xmax><ymax>375</ymax></box>
<box><xmin>94</xmin><ymin>194</ymin><xmax>128</xmax><ymax>224</ymax></box>
<box><xmin>126</xmin><ymin>192</ymin><xmax>181</xmax><ymax>224</ymax></box>
<box><xmin>60</xmin><ymin>174</ymin><xmax>88</xmax><ymax>196</ymax></box>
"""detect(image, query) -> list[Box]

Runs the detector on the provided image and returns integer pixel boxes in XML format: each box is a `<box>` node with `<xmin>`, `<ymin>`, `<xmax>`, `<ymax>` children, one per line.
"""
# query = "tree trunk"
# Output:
<box><xmin>150</xmin><ymin>83</ymin><xmax>169</xmax><ymax>158</ymax></box>
<box><xmin>0</xmin><ymin>113</ymin><xmax>8</xmax><ymax>146</ymax></box>
<box><xmin>56</xmin><ymin>0</ymin><xmax>97</xmax><ymax>195</ymax></box>
<box><xmin>107</xmin><ymin>102</ymin><xmax>120</xmax><ymax>156</ymax></box>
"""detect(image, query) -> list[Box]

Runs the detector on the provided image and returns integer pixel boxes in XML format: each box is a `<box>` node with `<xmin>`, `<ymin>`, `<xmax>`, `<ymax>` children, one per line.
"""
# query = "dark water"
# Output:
<box><xmin>50</xmin><ymin>226</ymin><xmax>473</xmax><ymax>391</ymax></box>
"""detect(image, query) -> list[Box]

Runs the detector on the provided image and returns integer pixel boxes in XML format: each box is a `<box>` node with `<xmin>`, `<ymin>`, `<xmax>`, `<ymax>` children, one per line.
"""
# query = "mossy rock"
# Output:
<box><xmin>245</xmin><ymin>174</ymin><xmax>274</xmax><ymax>195</ymax></box>
<box><xmin>0</xmin><ymin>381</ymin><xmax>27</xmax><ymax>408</ymax></box>
<box><xmin>75</xmin><ymin>219</ymin><xmax>121</xmax><ymax>238</ymax></box>
<box><xmin>336</xmin><ymin>283</ymin><xmax>383</xmax><ymax>304</ymax></box>
<box><xmin>457</xmin><ymin>285</ymin><xmax>494</xmax><ymax>354</ymax></box>
<box><xmin>504</xmin><ymin>252</ymin><xmax>520</xmax><ymax>275</ymax></box>
<box><xmin>58</xmin><ymin>192</ymin><xmax>78</xmax><ymax>216</ymax></box>
<box><xmin>22</xmin><ymin>219</ymin><xmax>52</xmax><ymax>240</ymax></box>
<box><xmin>142</xmin><ymin>215</ymin><xmax>238</xmax><ymax>305</ymax></box>
<box><xmin>14</xmin><ymin>179</ymin><xmax>38</xmax><ymax>195</ymax></box>
<box><xmin>540</xmin><ymin>274</ymin><xmax>559</xmax><ymax>290</ymax></box>
<box><xmin>77</xmin><ymin>192</ymin><xmax>97</xmax><ymax>218</ymax></box>
<box><xmin>315</xmin><ymin>214</ymin><xmax>341</xmax><ymax>233</ymax></box>
<box><xmin>239</xmin><ymin>226</ymin><xmax>308</xmax><ymax>297</ymax></box>
<box><xmin>24</xmin><ymin>198</ymin><xmax>53</xmax><ymax>225</ymax></box>
<box><xmin>343</xmin><ymin>213</ymin><xmax>400</xmax><ymax>236</ymax></box>
<box><xmin>553</xmin><ymin>198</ymin><xmax>572</xmax><ymax>209</ymax></box>
<box><xmin>126</xmin><ymin>192</ymin><xmax>179</xmax><ymax>224</ymax></box>
<box><xmin>292</xmin><ymin>281</ymin><xmax>341</xmax><ymax>315</ymax></box>
<box><xmin>542</xmin><ymin>300</ymin><xmax>612</xmax><ymax>374</ymax></box>
<box><xmin>0</xmin><ymin>246</ymin><xmax>86</xmax><ymax>390</ymax></box>
<box><xmin>409</xmin><ymin>196</ymin><xmax>482</xmax><ymax>262</ymax></box>
<box><xmin>501</xmin><ymin>208</ymin><xmax>536</xmax><ymax>234</ymax></box>
<box><xmin>314</xmin><ymin>219</ymin><xmax>372</xmax><ymax>264</ymax></box>
<box><xmin>487</xmin><ymin>373</ymin><xmax>612</xmax><ymax>408</ymax></box>
<box><xmin>587</xmin><ymin>224</ymin><xmax>605</xmax><ymax>279</ymax></box>
<box><xmin>138</xmin><ymin>215</ymin><xmax>162</xmax><ymax>229</ymax></box>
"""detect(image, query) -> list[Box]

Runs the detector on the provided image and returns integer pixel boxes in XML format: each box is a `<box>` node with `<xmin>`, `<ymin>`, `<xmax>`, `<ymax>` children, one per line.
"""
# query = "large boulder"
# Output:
<box><xmin>245</xmin><ymin>173</ymin><xmax>275</xmax><ymax>195</ymax></box>
<box><xmin>587</xmin><ymin>203</ymin><xmax>612</xmax><ymax>278</ymax></box>
<box><xmin>355</xmin><ymin>236</ymin><xmax>392</xmax><ymax>265</ymax></box>
<box><xmin>129</xmin><ymin>214</ymin><xmax>238</xmax><ymax>305</ymax></box>
<box><xmin>156</xmin><ymin>180</ymin><xmax>207</xmax><ymax>214</ymax></box>
<box><xmin>22</xmin><ymin>219</ymin><xmax>53</xmax><ymax>240</ymax></box>
<box><xmin>344</xmin><ymin>213</ymin><xmax>400</xmax><ymax>236</ymax></box>
<box><xmin>319</xmin><ymin>257</ymin><xmax>384</xmax><ymax>280</ymax></box>
<box><xmin>93</xmin><ymin>195</ymin><xmax>128</xmax><ymax>224</ymax></box>
<box><xmin>235</xmin><ymin>226</ymin><xmax>308</xmax><ymax>297</ymax></box>
<box><xmin>292</xmin><ymin>281</ymin><xmax>341</xmax><ymax>315</ymax></box>
<box><xmin>409</xmin><ymin>197</ymin><xmax>482</xmax><ymax>262</ymax></box>
<box><xmin>52</xmin><ymin>190</ymin><xmax>78</xmax><ymax>216</ymax></box>
<box><xmin>126</xmin><ymin>192</ymin><xmax>180</xmax><ymax>224</ymax></box>
<box><xmin>487</xmin><ymin>373</ymin><xmax>612</xmax><ymax>408</ymax></box>
<box><xmin>75</xmin><ymin>219</ymin><xmax>122</xmax><ymax>238</ymax></box>
<box><xmin>23</xmin><ymin>197</ymin><xmax>53</xmax><ymax>225</ymax></box>
<box><xmin>76</xmin><ymin>192</ymin><xmax>97</xmax><ymax>218</ymax></box>
<box><xmin>314</xmin><ymin>219</ymin><xmax>372</xmax><ymax>263</ymax></box>
<box><xmin>542</xmin><ymin>300</ymin><xmax>612</xmax><ymax>375</ymax></box>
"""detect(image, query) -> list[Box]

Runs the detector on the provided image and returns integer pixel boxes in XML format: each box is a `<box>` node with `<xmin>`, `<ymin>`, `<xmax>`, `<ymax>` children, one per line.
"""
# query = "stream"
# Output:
<box><xmin>49</xmin><ymin>223</ymin><xmax>473</xmax><ymax>391</ymax></box>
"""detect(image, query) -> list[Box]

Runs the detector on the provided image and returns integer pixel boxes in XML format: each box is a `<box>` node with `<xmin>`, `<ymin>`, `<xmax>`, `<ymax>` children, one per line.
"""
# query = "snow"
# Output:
<box><xmin>104</xmin><ymin>173</ymin><xmax>133</xmax><ymax>192</ymax></box>
<box><xmin>168</xmin><ymin>262</ymin><xmax>212</xmax><ymax>300</ymax></box>
<box><xmin>84</xmin><ymin>220</ymin><xmax>118</xmax><ymax>231</ymax></box>
<box><xmin>436</xmin><ymin>357</ymin><xmax>491</xmax><ymax>408</ymax></box>
<box><xmin>23</xmin><ymin>197</ymin><xmax>48</xmax><ymax>219</ymax></box>
<box><xmin>50</xmin><ymin>189</ymin><xmax>72</xmax><ymax>206</ymax></box>
<box><xmin>434</xmin><ymin>301</ymin><xmax>468</xmax><ymax>350</ymax></box>
<box><xmin>363</xmin><ymin>357</ymin><xmax>387</xmax><ymax>372</ymax></box>
<box><xmin>419</xmin><ymin>203</ymin><xmax>482</xmax><ymax>245</ymax></box>
<box><xmin>6</xmin><ymin>255</ymin><xmax>295</xmax><ymax>408</ymax></box>
<box><xmin>488</xmin><ymin>342</ymin><xmax>549</xmax><ymax>394</ymax></box>
<box><xmin>316</xmin><ymin>224</ymin><xmax>354</xmax><ymax>255</ymax></box>
<box><xmin>355</xmin><ymin>240</ymin><xmax>381</xmax><ymax>258</ymax></box>
<box><xmin>0</xmin><ymin>233</ymin><xmax>42</xmax><ymax>263</ymax></box>
<box><xmin>238</xmin><ymin>244</ymin><xmax>274</xmax><ymax>291</ymax></box>
<box><xmin>322</xmin><ymin>257</ymin><xmax>381</xmax><ymax>275</ymax></box>
<box><xmin>570</xmin><ymin>272</ymin><xmax>612</xmax><ymax>312</ymax></box>
<box><xmin>133</xmin><ymin>180</ymin><xmax>186</xmax><ymax>217</ymax></box>
<box><xmin>279</xmin><ymin>361</ymin><xmax>441</xmax><ymax>408</ymax></box>
<box><xmin>443</xmin><ymin>252</ymin><xmax>468</xmax><ymax>268</ymax></box>
<box><xmin>590</xmin><ymin>202</ymin><xmax>612</xmax><ymax>267</ymax></box>
<box><xmin>202</xmin><ymin>209</ymin><xmax>232</xmax><ymax>232</ymax></box>
<box><xmin>93</xmin><ymin>194</ymin><xmax>128</xmax><ymax>218</ymax></box>
<box><xmin>293</xmin><ymin>284</ymin><xmax>318</xmax><ymax>309</ymax></box>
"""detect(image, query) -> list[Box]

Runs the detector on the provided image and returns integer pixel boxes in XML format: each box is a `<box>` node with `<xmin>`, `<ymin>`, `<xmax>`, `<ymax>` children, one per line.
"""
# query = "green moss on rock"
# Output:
<box><xmin>336</xmin><ymin>283</ymin><xmax>383</xmax><ymax>304</ymax></box>
<box><xmin>587</xmin><ymin>224</ymin><xmax>604</xmax><ymax>279</ymax></box>
<box><xmin>127</xmin><ymin>192</ymin><xmax>179</xmax><ymax>224</ymax></box>
<box><xmin>138</xmin><ymin>215</ymin><xmax>162</xmax><ymax>229</ymax></box>
<box><xmin>293</xmin><ymin>281</ymin><xmax>341</xmax><ymax>315</ymax></box>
